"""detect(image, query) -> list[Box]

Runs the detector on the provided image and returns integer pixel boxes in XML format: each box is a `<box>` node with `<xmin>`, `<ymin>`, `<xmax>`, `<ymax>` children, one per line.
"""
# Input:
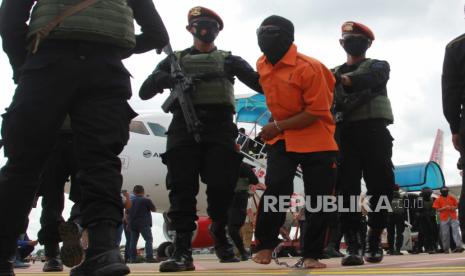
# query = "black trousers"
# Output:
<box><xmin>164</xmin><ymin>113</ymin><xmax>242</xmax><ymax>233</ymax></box>
<box><xmin>37</xmin><ymin>133</ymin><xmax>77</xmax><ymax>246</ymax></box>
<box><xmin>17</xmin><ymin>245</ymin><xmax>34</xmax><ymax>261</ymax></box>
<box><xmin>255</xmin><ymin>141</ymin><xmax>337</xmax><ymax>259</ymax></box>
<box><xmin>228</xmin><ymin>191</ymin><xmax>249</xmax><ymax>252</ymax></box>
<box><xmin>0</xmin><ymin>41</ymin><xmax>136</xmax><ymax>258</ymax></box>
<box><xmin>417</xmin><ymin>215</ymin><xmax>438</xmax><ymax>251</ymax></box>
<box><xmin>338</xmin><ymin>122</ymin><xmax>395</xmax><ymax>232</ymax></box>
<box><xmin>327</xmin><ymin>213</ymin><xmax>343</xmax><ymax>250</ymax></box>
<box><xmin>387</xmin><ymin>214</ymin><xmax>405</xmax><ymax>251</ymax></box>
<box><xmin>459</xmin><ymin>122</ymin><xmax>465</xmax><ymax>242</ymax></box>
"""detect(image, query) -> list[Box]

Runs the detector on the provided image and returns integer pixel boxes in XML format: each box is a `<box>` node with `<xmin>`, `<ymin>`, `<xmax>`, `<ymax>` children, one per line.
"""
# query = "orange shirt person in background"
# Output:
<box><xmin>433</xmin><ymin>187</ymin><xmax>464</xmax><ymax>253</ymax></box>
<box><xmin>252</xmin><ymin>15</ymin><xmax>338</xmax><ymax>269</ymax></box>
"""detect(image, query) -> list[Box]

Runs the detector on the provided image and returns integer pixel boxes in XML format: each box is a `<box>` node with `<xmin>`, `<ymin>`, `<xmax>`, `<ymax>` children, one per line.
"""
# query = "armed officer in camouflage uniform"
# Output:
<box><xmin>442</xmin><ymin>15</ymin><xmax>465</xmax><ymax>241</ymax></box>
<box><xmin>0</xmin><ymin>0</ymin><xmax>168</xmax><ymax>275</ymax></box>
<box><xmin>333</xmin><ymin>21</ymin><xmax>395</xmax><ymax>266</ymax></box>
<box><xmin>139</xmin><ymin>6</ymin><xmax>261</xmax><ymax>273</ymax></box>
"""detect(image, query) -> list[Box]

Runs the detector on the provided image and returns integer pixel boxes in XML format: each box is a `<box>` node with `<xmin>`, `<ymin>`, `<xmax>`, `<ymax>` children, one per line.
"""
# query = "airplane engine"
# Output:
<box><xmin>191</xmin><ymin>216</ymin><xmax>214</xmax><ymax>248</ymax></box>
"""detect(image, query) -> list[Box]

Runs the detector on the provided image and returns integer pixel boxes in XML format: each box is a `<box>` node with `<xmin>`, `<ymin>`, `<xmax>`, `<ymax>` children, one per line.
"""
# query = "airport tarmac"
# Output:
<box><xmin>14</xmin><ymin>253</ymin><xmax>465</xmax><ymax>276</ymax></box>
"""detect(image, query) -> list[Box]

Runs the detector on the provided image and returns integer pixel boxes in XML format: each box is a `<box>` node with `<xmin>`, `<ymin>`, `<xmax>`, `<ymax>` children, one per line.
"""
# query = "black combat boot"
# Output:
<box><xmin>228</xmin><ymin>226</ymin><xmax>250</xmax><ymax>261</ymax></box>
<box><xmin>341</xmin><ymin>230</ymin><xmax>364</xmax><ymax>266</ymax></box>
<box><xmin>70</xmin><ymin>221</ymin><xmax>129</xmax><ymax>276</ymax></box>
<box><xmin>43</xmin><ymin>243</ymin><xmax>63</xmax><ymax>272</ymax></box>
<box><xmin>364</xmin><ymin>228</ymin><xmax>384</xmax><ymax>263</ymax></box>
<box><xmin>238</xmin><ymin>248</ymin><xmax>251</xmax><ymax>261</ymax></box>
<box><xmin>209</xmin><ymin>222</ymin><xmax>240</xmax><ymax>263</ymax></box>
<box><xmin>387</xmin><ymin>248</ymin><xmax>394</xmax><ymax>255</ymax></box>
<box><xmin>0</xmin><ymin>260</ymin><xmax>14</xmax><ymax>276</ymax></box>
<box><xmin>159</xmin><ymin>232</ymin><xmax>195</xmax><ymax>272</ymax></box>
<box><xmin>324</xmin><ymin>243</ymin><xmax>345</xmax><ymax>258</ymax></box>
<box><xmin>59</xmin><ymin>221</ymin><xmax>84</xmax><ymax>268</ymax></box>
<box><xmin>0</xmin><ymin>238</ymin><xmax>16</xmax><ymax>276</ymax></box>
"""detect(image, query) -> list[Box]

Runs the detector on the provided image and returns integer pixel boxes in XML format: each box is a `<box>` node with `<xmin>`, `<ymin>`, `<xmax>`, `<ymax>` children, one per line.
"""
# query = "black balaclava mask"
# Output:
<box><xmin>421</xmin><ymin>188</ymin><xmax>432</xmax><ymax>200</ymax></box>
<box><xmin>191</xmin><ymin>18</ymin><xmax>220</xmax><ymax>43</ymax></box>
<box><xmin>342</xmin><ymin>35</ymin><xmax>370</xmax><ymax>57</ymax></box>
<box><xmin>440</xmin><ymin>188</ymin><xmax>449</xmax><ymax>197</ymax></box>
<box><xmin>257</xmin><ymin>15</ymin><xmax>294</xmax><ymax>65</ymax></box>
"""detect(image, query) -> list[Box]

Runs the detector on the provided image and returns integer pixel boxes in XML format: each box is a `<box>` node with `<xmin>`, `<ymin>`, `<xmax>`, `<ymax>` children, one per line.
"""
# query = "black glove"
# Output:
<box><xmin>139</xmin><ymin>71</ymin><xmax>173</xmax><ymax>100</ymax></box>
<box><xmin>153</xmin><ymin>70</ymin><xmax>174</xmax><ymax>89</ymax></box>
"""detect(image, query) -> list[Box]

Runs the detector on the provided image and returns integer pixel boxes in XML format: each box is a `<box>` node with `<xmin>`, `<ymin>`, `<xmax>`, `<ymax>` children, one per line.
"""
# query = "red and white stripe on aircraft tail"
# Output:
<box><xmin>429</xmin><ymin>129</ymin><xmax>444</xmax><ymax>168</ymax></box>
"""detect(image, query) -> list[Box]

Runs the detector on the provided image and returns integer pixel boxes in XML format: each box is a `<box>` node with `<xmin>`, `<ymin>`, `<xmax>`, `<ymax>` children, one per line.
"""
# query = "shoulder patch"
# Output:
<box><xmin>217</xmin><ymin>50</ymin><xmax>232</xmax><ymax>58</ymax></box>
<box><xmin>370</xmin><ymin>60</ymin><xmax>389</xmax><ymax>70</ymax></box>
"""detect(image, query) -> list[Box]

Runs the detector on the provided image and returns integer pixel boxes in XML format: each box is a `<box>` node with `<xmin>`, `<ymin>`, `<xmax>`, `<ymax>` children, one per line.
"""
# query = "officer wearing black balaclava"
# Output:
<box><xmin>416</xmin><ymin>187</ymin><xmax>439</xmax><ymax>253</ymax></box>
<box><xmin>434</xmin><ymin>187</ymin><xmax>464</xmax><ymax>253</ymax></box>
<box><xmin>139</xmin><ymin>6</ymin><xmax>262</xmax><ymax>273</ymax></box>
<box><xmin>333</xmin><ymin>21</ymin><xmax>395</xmax><ymax>266</ymax></box>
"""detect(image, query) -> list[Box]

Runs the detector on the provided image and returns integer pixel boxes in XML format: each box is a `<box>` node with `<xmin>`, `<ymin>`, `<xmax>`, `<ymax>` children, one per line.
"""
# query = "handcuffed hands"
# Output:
<box><xmin>259</xmin><ymin>122</ymin><xmax>282</xmax><ymax>141</ymax></box>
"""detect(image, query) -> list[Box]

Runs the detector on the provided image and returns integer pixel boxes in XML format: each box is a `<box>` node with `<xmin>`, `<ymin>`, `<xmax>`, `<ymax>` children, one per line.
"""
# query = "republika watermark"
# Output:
<box><xmin>262</xmin><ymin>195</ymin><xmax>423</xmax><ymax>213</ymax></box>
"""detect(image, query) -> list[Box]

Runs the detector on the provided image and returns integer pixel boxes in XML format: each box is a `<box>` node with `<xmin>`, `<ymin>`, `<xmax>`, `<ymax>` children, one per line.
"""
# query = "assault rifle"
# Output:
<box><xmin>161</xmin><ymin>44</ymin><xmax>202</xmax><ymax>142</ymax></box>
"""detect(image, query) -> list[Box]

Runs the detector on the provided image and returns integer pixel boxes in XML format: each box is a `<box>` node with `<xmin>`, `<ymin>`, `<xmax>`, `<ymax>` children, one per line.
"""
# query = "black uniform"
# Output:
<box><xmin>334</xmin><ymin>59</ymin><xmax>394</xmax><ymax>265</ymax></box>
<box><xmin>37</xmin><ymin>131</ymin><xmax>77</xmax><ymax>250</ymax></box>
<box><xmin>386</xmin><ymin>191</ymin><xmax>405</xmax><ymax>254</ymax></box>
<box><xmin>143</xmin><ymin>46</ymin><xmax>261</xmax><ymax>234</ymax></box>
<box><xmin>336</xmin><ymin>60</ymin><xmax>394</xmax><ymax>232</ymax></box>
<box><xmin>0</xmin><ymin>0</ymin><xmax>168</xmax><ymax>267</ymax></box>
<box><xmin>228</xmin><ymin>162</ymin><xmax>258</xmax><ymax>259</ymax></box>
<box><xmin>442</xmin><ymin>33</ymin><xmax>465</xmax><ymax>240</ymax></box>
<box><xmin>415</xmin><ymin>193</ymin><xmax>438</xmax><ymax>253</ymax></box>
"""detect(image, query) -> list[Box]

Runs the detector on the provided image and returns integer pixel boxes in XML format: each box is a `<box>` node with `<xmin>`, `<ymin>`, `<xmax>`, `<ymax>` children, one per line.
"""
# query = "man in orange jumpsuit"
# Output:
<box><xmin>433</xmin><ymin>187</ymin><xmax>464</xmax><ymax>253</ymax></box>
<box><xmin>252</xmin><ymin>15</ymin><xmax>338</xmax><ymax>269</ymax></box>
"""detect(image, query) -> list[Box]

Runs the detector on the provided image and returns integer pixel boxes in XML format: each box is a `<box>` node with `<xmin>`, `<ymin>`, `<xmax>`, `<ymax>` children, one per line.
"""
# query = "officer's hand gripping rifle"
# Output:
<box><xmin>161</xmin><ymin>44</ymin><xmax>202</xmax><ymax>142</ymax></box>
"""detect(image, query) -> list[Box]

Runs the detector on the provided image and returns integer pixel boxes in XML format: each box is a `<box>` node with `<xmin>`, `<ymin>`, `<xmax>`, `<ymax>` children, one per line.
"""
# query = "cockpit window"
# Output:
<box><xmin>129</xmin><ymin>121</ymin><xmax>150</xmax><ymax>135</ymax></box>
<box><xmin>147</xmin><ymin>122</ymin><xmax>167</xmax><ymax>137</ymax></box>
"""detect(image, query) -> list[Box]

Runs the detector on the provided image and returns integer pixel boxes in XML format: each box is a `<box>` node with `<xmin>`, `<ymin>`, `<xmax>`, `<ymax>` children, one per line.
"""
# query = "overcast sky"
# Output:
<box><xmin>1</xmin><ymin>0</ymin><xmax>465</xmax><ymax>247</ymax></box>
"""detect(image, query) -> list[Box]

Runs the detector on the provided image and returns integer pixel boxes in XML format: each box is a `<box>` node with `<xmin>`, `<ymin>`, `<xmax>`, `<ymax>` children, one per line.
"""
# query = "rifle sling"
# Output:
<box><xmin>30</xmin><ymin>0</ymin><xmax>102</xmax><ymax>54</ymax></box>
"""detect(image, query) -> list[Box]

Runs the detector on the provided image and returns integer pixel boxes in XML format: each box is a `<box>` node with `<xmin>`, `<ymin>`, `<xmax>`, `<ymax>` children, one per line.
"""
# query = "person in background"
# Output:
<box><xmin>322</xmin><ymin>213</ymin><xmax>345</xmax><ymax>258</ymax></box>
<box><xmin>386</xmin><ymin>185</ymin><xmax>406</xmax><ymax>255</ymax></box>
<box><xmin>14</xmin><ymin>234</ymin><xmax>37</xmax><ymax>269</ymax></box>
<box><xmin>228</xmin><ymin>162</ymin><xmax>259</xmax><ymax>261</ymax></box>
<box><xmin>36</xmin><ymin>116</ymin><xmax>80</xmax><ymax>272</ymax></box>
<box><xmin>122</xmin><ymin>191</ymin><xmax>134</xmax><ymax>263</ymax></box>
<box><xmin>241</xmin><ymin>205</ymin><xmax>256</xmax><ymax>255</ymax></box>
<box><xmin>237</xmin><ymin>128</ymin><xmax>247</xmax><ymax>147</ymax></box>
<box><xmin>416</xmin><ymin>187</ymin><xmax>438</xmax><ymax>254</ymax></box>
<box><xmin>433</xmin><ymin>187</ymin><xmax>464</xmax><ymax>253</ymax></box>
<box><xmin>117</xmin><ymin>190</ymin><xmax>132</xmax><ymax>247</ymax></box>
<box><xmin>128</xmin><ymin>185</ymin><xmax>156</xmax><ymax>263</ymax></box>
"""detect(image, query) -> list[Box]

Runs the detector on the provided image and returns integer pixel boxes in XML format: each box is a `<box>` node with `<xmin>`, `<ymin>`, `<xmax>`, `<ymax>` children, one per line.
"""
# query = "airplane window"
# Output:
<box><xmin>129</xmin><ymin>121</ymin><xmax>150</xmax><ymax>135</ymax></box>
<box><xmin>147</xmin><ymin>122</ymin><xmax>167</xmax><ymax>137</ymax></box>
